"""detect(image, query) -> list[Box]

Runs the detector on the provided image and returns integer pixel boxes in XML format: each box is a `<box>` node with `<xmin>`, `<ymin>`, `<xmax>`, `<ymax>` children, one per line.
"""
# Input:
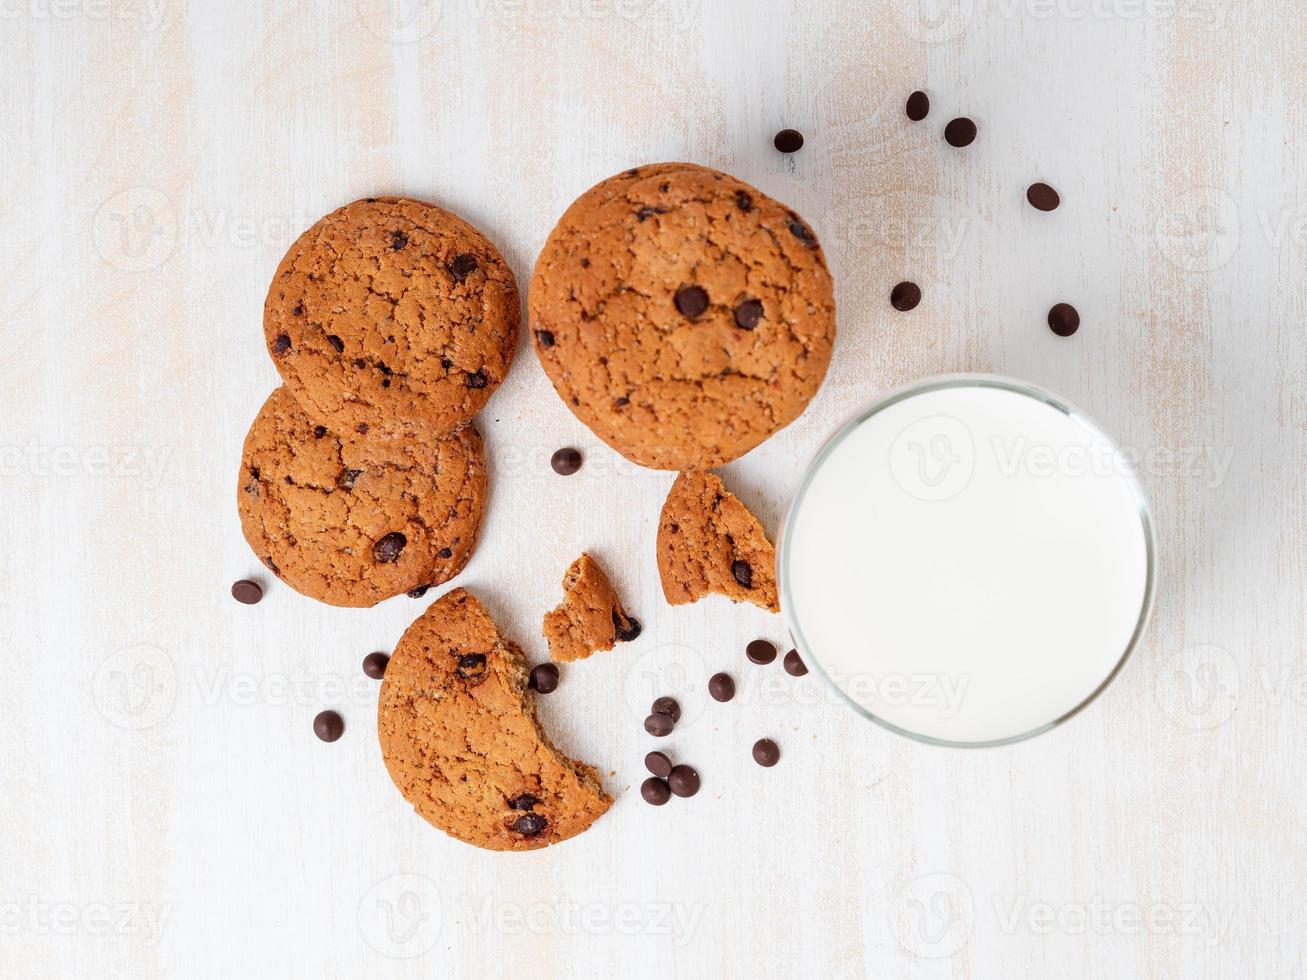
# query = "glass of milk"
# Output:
<box><xmin>779</xmin><ymin>375</ymin><xmax>1155</xmax><ymax>747</ymax></box>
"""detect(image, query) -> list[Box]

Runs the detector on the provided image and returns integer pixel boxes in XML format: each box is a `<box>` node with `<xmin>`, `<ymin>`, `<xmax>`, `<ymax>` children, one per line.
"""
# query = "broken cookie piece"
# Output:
<box><xmin>377</xmin><ymin>588</ymin><xmax>612</xmax><ymax>851</ymax></box>
<box><xmin>543</xmin><ymin>553</ymin><xmax>642</xmax><ymax>662</ymax></box>
<box><xmin>657</xmin><ymin>470</ymin><xmax>780</xmax><ymax>613</ymax></box>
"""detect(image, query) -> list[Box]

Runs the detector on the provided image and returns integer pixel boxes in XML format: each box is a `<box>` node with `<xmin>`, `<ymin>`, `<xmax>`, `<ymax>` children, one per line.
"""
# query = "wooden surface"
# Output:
<box><xmin>4</xmin><ymin>2</ymin><xmax>1305</xmax><ymax>977</ymax></box>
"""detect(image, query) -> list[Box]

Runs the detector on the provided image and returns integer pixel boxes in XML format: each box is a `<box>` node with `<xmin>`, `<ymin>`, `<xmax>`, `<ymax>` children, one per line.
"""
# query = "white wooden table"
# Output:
<box><xmin>4</xmin><ymin>1</ymin><xmax>1304</xmax><ymax>976</ymax></box>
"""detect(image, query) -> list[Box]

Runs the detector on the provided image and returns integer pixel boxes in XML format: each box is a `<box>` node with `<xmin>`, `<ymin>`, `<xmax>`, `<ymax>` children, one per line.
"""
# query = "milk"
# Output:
<box><xmin>780</xmin><ymin>378</ymin><xmax>1153</xmax><ymax>745</ymax></box>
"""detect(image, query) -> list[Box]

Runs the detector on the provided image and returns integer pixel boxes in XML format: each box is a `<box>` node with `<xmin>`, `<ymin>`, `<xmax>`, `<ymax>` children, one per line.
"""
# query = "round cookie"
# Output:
<box><xmin>529</xmin><ymin>163</ymin><xmax>836</xmax><ymax>470</ymax></box>
<box><xmin>264</xmin><ymin>197</ymin><xmax>519</xmax><ymax>435</ymax></box>
<box><xmin>237</xmin><ymin>387</ymin><xmax>486</xmax><ymax>608</ymax></box>
<box><xmin>378</xmin><ymin>588</ymin><xmax>612</xmax><ymax>851</ymax></box>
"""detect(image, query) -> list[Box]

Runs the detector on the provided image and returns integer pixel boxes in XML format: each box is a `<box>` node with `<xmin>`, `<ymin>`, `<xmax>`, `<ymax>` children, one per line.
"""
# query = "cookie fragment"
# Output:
<box><xmin>378</xmin><ymin>589</ymin><xmax>612</xmax><ymax>851</ymax></box>
<box><xmin>237</xmin><ymin>387</ymin><xmax>486</xmax><ymax>608</ymax></box>
<box><xmin>542</xmin><ymin>553</ymin><xmax>641</xmax><ymax>662</ymax></box>
<box><xmin>656</xmin><ymin>470</ymin><xmax>779</xmax><ymax>613</ymax></box>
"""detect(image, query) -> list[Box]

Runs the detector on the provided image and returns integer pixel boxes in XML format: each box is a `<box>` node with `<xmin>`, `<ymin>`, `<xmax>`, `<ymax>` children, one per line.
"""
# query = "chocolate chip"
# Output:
<box><xmin>579</xmin><ymin>257</ymin><xmax>590</xmax><ymax>268</ymax></box>
<box><xmin>644</xmin><ymin>751</ymin><xmax>673</xmax><ymax>778</ymax></box>
<box><xmin>651</xmin><ymin>696</ymin><xmax>681</xmax><ymax>723</ymax></box>
<box><xmin>746</xmin><ymin>639</ymin><xmax>776</xmax><ymax>665</ymax></box>
<box><xmin>292</xmin><ymin>302</ymin><xmax>304</xmax><ymax>317</ymax></box>
<box><xmin>438</xmin><ymin>547</ymin><xmax>453</xmax><ymax>558</ymax></box>
<box><xmin>507</xmin><ymin>793</ymin><xmax>539</xmax><ymax>811</ymax></box>
<box><xmin>312</xmin><ymin>425</ymin><xmax>327</xmax><ymax>438</ymax></box>
<box><xmin>263</xmin><ymin>555</ymin><xmax>280</xmax><ymax>576</ymax></box>
<box><xmin>1027</xmin><ymin>182</ymin><xmax>1060</xmax><ymax>212</ymax></box>
<box><xmin>230</xmin><ymin>579</ymin><xmax>263</xmax><ymax>605</ymax></box>
<box><xmin>636</xmin><ymin>205</ymin><xmax>665</xmax><ymax>221</ymax></box>
<box><xmin>407</xmin><ymin>585</ymin><xmax>430</xmax><ymax>598</ymax></box>
<box><xmin>466</xmin><ymin>370</ymin><xmax>488</xmax><ymax>389</ymax></box>
<box><xmin>644</xmin><ymin>712</ymin><xmax>674</xmax><ymax>737</ymax></box>
<box><xmin>613</xmin><ymin>610</ymin><xmax>642</xmax><ymax>642</ymax></box>
<box><xmin>313</xmin><ymin>710</ymin><xmax>344</xmax><ymax>743</ymax></box>
<box><xmin>668</xmin><ymin>765</ymin><xmax>700</xmax><ymax>797</ymax></box>
<box><xmin>734</xmin><ymin>299</ymin><xmax>764</xmax><ymax>330</ymax></box>
<box><xmin>944</xmin><ymin>117</ymin><xmax>977</xmax><ymax>147</ymax></box>
<box><xmin>456</xmin><ymin>653</ymin><xmax>487</xmax><ymax>679</ymax></box>
<box><xmin>783</xmin><ymin>649</ymin><xmax>808</xmax><ymax>676</ymax></box>
<box><xmin>906</xmin><ymin>90</ymin><xmax>930</xmax><ymax>121</ymax></box>
<box><xmin>551</xmin><ymin>447</ymin><xmax>582</xmax><ymax>475</ymax></box>
<box><xmin>788</xmin><ymin>218</ymin><xmax>817</xmax><ymax>246</ymax></box>
<box><xmin>536</xmin><ymin>330</ymin><xmax>556</xmax><ymax>348</ymax></box>
<box><xmin>735</xmin><ymin>191</ymin><xmax>753</xmax><ymax>212</ymax></box>
<box><xmin>362</xmin><ymin>652</ymin><xmax>389</xmax><ymax>679</ymax></box>
<box><xmin>272</xmin><ymin>333</ymin><xmax>291</xmax><ymax>354</ymax></box>
<box><xmin>1048</xmin><ymin>303</ymin><xmax>1080</xmax><ymax>337</ymax></box>
<box><xmin>641</xmin><ymin>777</ymin><xmax>671</xmax><ymax>806</ymax></box>
<box><xmin>373</xmin><ymin>532</ymin><xmax>407</xmax><ymax>563</ymax></box>
<box><xmin>326</xmin><ymin>334</ymin><xmax>344</xmax><ymax>352</ymax></box>
<box><xmin>774</xmin><ymin>128</ymin><xmax>804</xmax><ymax>153</ymax></box>
<box><xmin>675</xmin><ymin>285</ymin><xmax>709</xmax><ymax>318</ymax></box>
<box><xmin>752</xmin><ymin>738</ymin><xmax>780</xmax><ymax>767</ymax></box>
<box><xmin>355</xmin><ymin>423</ymin><xmax>369</xmax><ymax>434</ymax></box>
<box><xmin>708</xmin><ymin>672</ymin><xmax>735</xmax><ymax>702</ymax></box>
<box><xmin>390</xmin><ymin>230</ymin><xmax>408</xmax><ymax>250</ymax></box>
<box><xmin>441</xmin><ymin>357</ymin><xmax>453</xmax><ymax>370</ymax></box>
<box><xmin>731</xmin><ymin>560</ymin><xmax>753</xmax><ymax>589</ymax></box>
<box><xmin>530</xmin><ymin>663</ymin><xmax>560</xmax><ymax>694</ymax></box>
<box><xmin>513</xmin><ymin>813</ymin><xmax>547</xmax><ymax>837</ymax></box>
<box><xmin>337</xmin><ymin>468</ymin><xmax>362</xmax><ymax>491</ymax></box>
<box><xmin>890</xmin><ymin>281</ymin><xmax>922</xmax><ymax>312</ymax></box>
<box><xmin>614</xmin><ymin>396</ymin><xmax>630</xmax><ymax>407</ymax></box>
<box><xmin>448</xmin><ymin>254</ymin><xmax>478</xmax><ymax>281</ymax></box>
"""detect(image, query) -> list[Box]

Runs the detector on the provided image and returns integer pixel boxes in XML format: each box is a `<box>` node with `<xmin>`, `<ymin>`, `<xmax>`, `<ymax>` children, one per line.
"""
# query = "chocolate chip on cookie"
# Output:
<box><xmin>237</xmin><ymin>388</ymin><xmax>486</xmax><ymax>608</ymax></box>
<box><xmin>657</xmin><ymin>470</ymin><xmax>779</xmax><ymax>613</ymax></box>
<box><xmin>529</xmin><ymin>163</ymin><xmax>835</xmax><ymax>470</ymax></box>
<box><xmin>377</xmin><ymin>589</ymin><xmax>612</xmax><ymax>851</ymax></box>
<box><xmin>264</xmin><ymin>197</ymin><xmax>519</xmax><ymax>435</ymax></box>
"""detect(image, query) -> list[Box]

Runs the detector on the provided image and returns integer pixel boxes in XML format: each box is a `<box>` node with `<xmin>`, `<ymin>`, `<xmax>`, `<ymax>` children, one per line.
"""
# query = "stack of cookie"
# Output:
<box><xmin>238</xmin><ymin>197</ymin><xmax>519</xmax><ymax>607</ymax></box>
<box><xmin>529</xmin><ymin>163</ymin><xmax>836</xmax><ymax>612</ymax></box>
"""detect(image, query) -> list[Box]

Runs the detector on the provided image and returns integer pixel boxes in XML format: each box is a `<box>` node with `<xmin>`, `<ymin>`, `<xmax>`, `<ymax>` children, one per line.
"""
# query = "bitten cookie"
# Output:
<box><xmin>378</xmin><ymin>588</ymin><xmax>612</xmax><ymax>851</ymax></box>
<box><xmin>529</xmin><ymin>163</ymin><xmax>836</xmax><ymax>470</ymax></box>
<box><xmin>237</xmin><ymin>387</ymin><xmax>486</xmax><ymax>608</ymax></box>
<box><xmin>264</xmin><ymin>197</ymin><xmax>519</xmax><ymax>435</ymax></box>
<box><xmin>657</xmin><ymin>470</ymin><xmax>779</xmax><ymax>612</ymax></box>
<box><xmin>542</xmin><ymin>553</ymin><xmax>641</xmax><ymax>662</ymax></box>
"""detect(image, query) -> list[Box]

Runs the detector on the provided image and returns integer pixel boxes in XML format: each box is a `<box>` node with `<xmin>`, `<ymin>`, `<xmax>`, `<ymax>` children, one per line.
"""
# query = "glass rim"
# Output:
<box><xmin>777</xmin><ymin>372</ymin><xmax>1158</xmax><ymax>749</ymax></box>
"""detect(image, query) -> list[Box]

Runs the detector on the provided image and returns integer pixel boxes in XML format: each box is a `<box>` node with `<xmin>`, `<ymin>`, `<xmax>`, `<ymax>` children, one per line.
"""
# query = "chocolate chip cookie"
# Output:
<box><xmin>237</xmin><ymin>387</ymin><xmax>486</xmax><ymax>608</ymax></box>
<box><xmin>265</xmin><ymin>197</ymin><xmax>519</xmax><ymax>435</ymax></box>
<box><xmin>657</xmin><ymin>470</ymin><xmax>779</xmax><ymax>612</ymax></box>
<box><xmin>378</xmin><ymin>588</ymin><xmax>612</xmax><ymax>851</ymax></box>
<box><xmin>542</xmin><ymin>553</ymin><xmax>641</xmax><ymax>662</ymax></box>
<box><xmin>529</xmin><ymin>163</ymin><xmax>836</xmax><ymax>470</ymax></box>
